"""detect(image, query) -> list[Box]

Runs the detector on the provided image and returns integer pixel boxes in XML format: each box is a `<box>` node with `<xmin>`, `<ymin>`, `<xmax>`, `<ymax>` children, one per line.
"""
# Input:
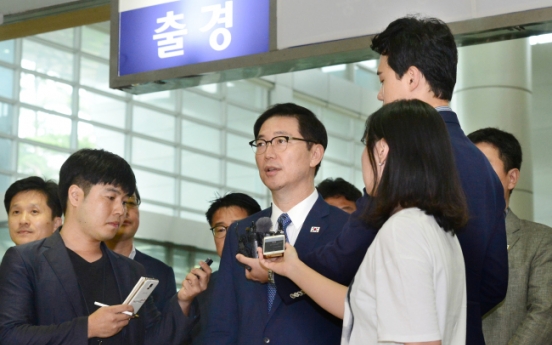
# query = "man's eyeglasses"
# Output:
<box><xmin>210</xmin><ymin>225</ymin><xmax>227</xmax><ymax>238</ymax></box>
<box><xmin>248</xmin><ymin>136</ymin><xmax>316</xmax><ymax>155</ymax></box>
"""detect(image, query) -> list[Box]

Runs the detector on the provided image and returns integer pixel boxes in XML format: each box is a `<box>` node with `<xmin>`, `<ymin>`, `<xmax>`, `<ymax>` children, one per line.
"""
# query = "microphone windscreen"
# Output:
<box><xmin>255</xmin><ymin>217</ymin><xmax>273</xmax><ymax>234</ymax></box>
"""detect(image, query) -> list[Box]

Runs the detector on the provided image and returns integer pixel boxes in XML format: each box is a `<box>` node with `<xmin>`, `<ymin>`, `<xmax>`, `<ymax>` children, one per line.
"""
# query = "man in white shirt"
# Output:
<box><xmin>204</xmin><ymin>103</ymin><xmax>350</xmax><ymax>345</ymax></box>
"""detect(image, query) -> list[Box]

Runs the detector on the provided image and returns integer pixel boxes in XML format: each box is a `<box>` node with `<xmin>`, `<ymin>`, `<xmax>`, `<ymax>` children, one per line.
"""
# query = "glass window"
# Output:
<box><xmin>82</xmin><ymin>26</ymin><xmax>110</xmax><ymax>59</ymax></box>
<box><xmin>354</xmin><ymin>118</ymin><xmax>366</xmax><ymax>142</ymax></box>
<box><xmin>354</xmin><ymin>169</ymin><xmax>365</xmax><ymax>192</ymax></box>
<box><xmin>0</xmin><ymin>66</ymin><xmax>14</xmax><ymax>99</ymax></box>
<box><xmin>181</xmin><ymin>181</ymin><xmax>222</xmax><ymax>212</ymax></box>
<box><xmin>322</xmin><ymin>108</ymin><xmax>352</xmax><ymax>137</ymax></box>
<box><xmin>326</xmin><ymin>135</ymin><xmax>352</xmax><ymax>163</ymax></box>
<box><xmin>132</xmin><ymin>106</ymin><xmax>175</xmax><ymax>141</ymax></box>
<box><xmin>0</xmin><ymin>102</ymin><xmax>13</xmax><ymax>134</ymax></box>
<box><xmin>226</xmin><ymin>81</ymin><xmax>267</xmax><ymax>108</ymax></box>
<box><xmin>140</xmin><ymin>202</ymin><xmax>174</xmax><ymax>216</ymax></box>
<box><xmin>80</xmin><ymin>57</ymin><xmax>124</xmax><ymax>96</ymax></box>
<box><xmin>134</xmin><ymin>168</ymin><xmax>176</xmax><ymax>204</ymax></box>
<box><xmin>18</xmin><ymin>108</ymin><xmax>72</xmax><ymax>148</ymax></box>
<box><xmin>181</xmin><ymin>150</ymin><xmax>220</xmax><ymax>184</ymax></box>
<box><xmin>135</xmin><ymin>242</ymin><xmax>167</xmax><ymax>265</ymax></box>
<box><xmin>181</xmin><ymin>119</ymin><xmax>221</xmax><ymax>154</ymax></box>
<box><xmin>226</xmin><ymin>105</ymin><xmax>258</xmax><ymax>134</ymax></box>
<box><xmin>226</xmin><ymin>133</ymin><xmax>255</xmax><ymax>164</ymax></box>
<box><xmin>173</xmin><ymin>248</ymin><xmax>194</xmax><ymax>284</ymax></box>
<box><xmin>180</xmin><ymin>210</ymin><xmax>208</xmax><ymax>222</ymax></box>
<box><xmin>79</xmin><ymin>89</ymin><xmax>126</xmax><ymax>128</ymax></box>
<box><xmin>20</xmin><ymin>73</ymin><xmax>72</xmax><ymax>115</ymax></box>
<box><xmin>354</xmin><ymin>66</ymin><xmax>379</xmax><ymax>91</ymax></box>
<box><xmin>182</xmin><ymin>91</ymin><xmax>221</xmax><ymax>124</ymax></box>
<box><xmin>134</xmin><ymin>90</ymin><xmax>176</xmax><ymax>111</ymax></box>
<box><xmin>226</xmin><ymin>162</ymin><xmax>265</xmax><ymax>195</ymax></box>
<box><xmin>18</xmin><ymin>143</ymin><xmax>69</xmax><ymax>180</ymax></box>
<box><xmin>132</xmin><ymin>138</ymin><xmax>175</xmax><ymax>173</ymax></box>
<box><xmin>321</xmin><ymin>160</ymin><xmax>352</xmax><ymax>181</ymax></box>
<box><xmin>22</xmin><ymin>40</ymin><xmax>74</xmax><ymax>81</ymax></box>
<box><xmin>36</xmin><ymin>28</ymin><xmax>74</xmax><ymax>48</ymax></box>
<box><xmin>0</xmin><ymin>138</ymin><xmax>11</xmax><ymax>170</ymax></box>
<box><xmin>0</xmin><ymin>174</ymin><xmax>11</xmax><ymax>195</ymax></box>
<box><xmin>78</xmin><ymin>122</ymin><xmax>126</xmax><ymax>158</ymax></box>
<box><xmin>0</xmin><ymin>40</ymin><xmax>15</xmax><ymax>63</ymax></box>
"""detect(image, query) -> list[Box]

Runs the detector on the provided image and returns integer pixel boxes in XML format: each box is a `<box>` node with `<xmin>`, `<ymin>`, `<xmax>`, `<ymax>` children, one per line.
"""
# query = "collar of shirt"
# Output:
<box><xmin>270</xmin><ymin>189</ymin><xmax>319</xmax><ymax>245</ymax></box>
<box><xmin>129</xmin><ymin>245</ymin><xmax>136</xmax><ymax>260</ymax></box>
<box><xmin>435</xmin><ymin>105</ymin><xmax>453</xmax><ymax>112</ymax></box>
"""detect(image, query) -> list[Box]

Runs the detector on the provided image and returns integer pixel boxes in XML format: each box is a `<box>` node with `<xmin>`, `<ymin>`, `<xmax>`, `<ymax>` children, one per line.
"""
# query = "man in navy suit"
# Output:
<box><xmin>242</xmin><ymin>17</ymin><xmax>508</xmax><ymax>345</ymax></box>
<box><xmin>204</xmin><ymin>103</ymin><xmax>349</xmax><ymax>345</ymax></box>
<box><xmin>106</xmin><ymin>188</ymin><xmax>178</xmax><ymax>312</ymax></box>
<box><xmin>0</xmin><ymin>149</ymin><xmax>210</xmax><ymax>344</ymax></box>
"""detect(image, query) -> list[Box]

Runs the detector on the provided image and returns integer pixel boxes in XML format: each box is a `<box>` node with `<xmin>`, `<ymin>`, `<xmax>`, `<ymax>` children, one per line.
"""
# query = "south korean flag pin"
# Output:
<box><xmin>310</xmin><ymin>226</ymin><xmax>320</xmax><ymax>233</ymax></box>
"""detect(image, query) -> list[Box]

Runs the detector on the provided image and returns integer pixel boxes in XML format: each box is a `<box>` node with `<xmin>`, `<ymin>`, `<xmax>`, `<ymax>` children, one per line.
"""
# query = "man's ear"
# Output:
<box><xmin>507</xmin><ymin>168</ymin><xmax>520</xmax><ymax>191</ymax></box>
<box><xmin>309</xmin><ymin>144</ymin><xmax>325</xmax><ymax>169</ymax></box>
<box><xmin>406</xmin><ymin>66</ymin><xmax>422</xmax><ymax>92</ymax></box>
<box><xmin>52</xmin><ymin>217</ymin><xmax>62</xmax><ymax>231</ymax></box>
<box><xmin>67</xmin><ymin>184</ymin><xmax>84</xmax><ymax>208</ymax></box>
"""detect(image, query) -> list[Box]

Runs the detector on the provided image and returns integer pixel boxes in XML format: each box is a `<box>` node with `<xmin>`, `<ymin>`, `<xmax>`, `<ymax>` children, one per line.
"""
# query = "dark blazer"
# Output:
<box><xmin>187</xmin><ymin>270</ymin><xmax>218</xmax><ymax>345</ymax></box>
<box><xmin>134</xmin><ymin>249</ymin><xmax>177</xmax><ymax>312</ymax></box>
<box><xmin>482</xmin><ymin>209</ymin><xmax>552</xmax><ymax>345</ymax></box>
<box><xmin>0</xmin><ymin>231</ymin><xmax>196</xmax><ymax>345</ymax></box>
<box><xmin>204</xmin><ymin>196</ymin><xmax>349</xmax><ymax>345</ymax></box>
<box><xmin>276</xmin><ymin>109</ymin><xmax>508</xmax><ymax>345</ymax></box>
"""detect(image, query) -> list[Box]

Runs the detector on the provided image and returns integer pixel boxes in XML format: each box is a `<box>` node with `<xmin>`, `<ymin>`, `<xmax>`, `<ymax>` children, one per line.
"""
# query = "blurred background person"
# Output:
<box><xmin>469</xmin><ymin>128</ymin><xmax>552</xmax><ymax>345</ymax></box>
<box><xmin>105</xmin><ymin>188</ymin><xmax>176</xmax><ymax>312</ymax></box>
<box><xmin>316</xmin><ymin>177</ymin><xmax>362</xmax><ymax>214</ymax></box>
<box><xmin>187</xmin><ymin>192</ymin><xmax>262</xmax><ymax>345</ymax></box>
<box><xmin>4</xmin><ymin>176</ymin><xmax>62</xmax><ymax>246</ymax></box>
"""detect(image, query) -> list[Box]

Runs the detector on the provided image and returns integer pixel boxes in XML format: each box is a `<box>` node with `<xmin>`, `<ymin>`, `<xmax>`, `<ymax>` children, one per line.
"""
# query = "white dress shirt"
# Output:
<box><xmin>270</xmin><ymin>189</ymin><xmax>319</xmax><ymax>245</ymax></box>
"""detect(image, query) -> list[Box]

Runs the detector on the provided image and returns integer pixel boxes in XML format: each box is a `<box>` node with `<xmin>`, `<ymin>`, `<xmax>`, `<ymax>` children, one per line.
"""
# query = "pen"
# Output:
<box><xmin>94</xmin><ymin>301</ymin><xmax>137</xmax><ymax>317</ymax></box>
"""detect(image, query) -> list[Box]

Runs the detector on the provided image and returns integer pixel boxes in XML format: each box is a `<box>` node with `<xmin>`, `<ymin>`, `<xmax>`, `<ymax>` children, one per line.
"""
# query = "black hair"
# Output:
<box><xmin>467</xmin><ymin>127</ymin><xmax>522</xmax><ymax>196</ymax></box>
<box><xmin>467</xmin><ymin>128</ymin><xmax>522</xmax><ymax>173</ymax></box>
<box><xmin>253</xmin><ymin>103</ymin><xmax>328</xmax><ymax>176</ymax></box>
<box><xmin>58</xmin><ymin>149</ymin><xmax>136</xmax><ymax>213</ymax></box>
<box><xmin>205</xmin><ymin>192</ymin><xmax>262</xmax><ymax>226</ymax></box>
<box><xmin>4</xmin><ymin>176</ymin><xmax>62</xmax><ymax>218</ymax></box>
<box><xmin>363</xmin><ymin>99</ymin><xmax>468</xmax><ymax>233</ymax></box>
<box><xmin>316</xmin><ymin>177</ymin><xmax>362</xmax><ymax>202</ymax></box>
<box><xmin>132</xmin><ymin>187</ymin><xmax>142</xmax><ymax>206</ymax></box>
<box><xmin>371</xmin><ymin>16</ymin><xmax>457</xmax><ymax>101</ymax></box>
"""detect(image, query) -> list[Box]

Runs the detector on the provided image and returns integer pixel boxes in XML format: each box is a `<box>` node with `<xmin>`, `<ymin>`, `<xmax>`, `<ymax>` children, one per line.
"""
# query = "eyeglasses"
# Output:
<box><xmin>248</xmin><ymin>136</ymin><xmax>316</xmax><ymax>155</ymax></box>
<box><xmin>210</xmin><ymin>225</ymin><xmax>228</xmax><ymax>238</ymax></box>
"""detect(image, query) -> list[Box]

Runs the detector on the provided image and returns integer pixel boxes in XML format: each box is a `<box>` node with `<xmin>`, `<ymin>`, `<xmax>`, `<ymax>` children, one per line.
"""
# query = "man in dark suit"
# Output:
<box><xmin>187</xmin><ymin>193</ymin><xmax>262</xmax><ymax>345</ymax></box>
<box><xmin>0</xmin><ymin>149</ymin><xmax>210</xmax><ymax>344</ymax></box>
<box><xmin>469</xmin><ymin>128</ymin><xmax>552</xmax><ymax>345</ymax></box>
<box><xmin>241</xmin><ymin>17</ymin><xmax>508</xmax><ymax>345</ymax></box>
<box><xmin>204</xmin><ymin>103</ymin><xmax>349</xmax><ymax>345</ymax></box>
<box><xmin>106</xmin><ymin>188</ymin><xmax>177</xmax><ymax>312</ymax></box>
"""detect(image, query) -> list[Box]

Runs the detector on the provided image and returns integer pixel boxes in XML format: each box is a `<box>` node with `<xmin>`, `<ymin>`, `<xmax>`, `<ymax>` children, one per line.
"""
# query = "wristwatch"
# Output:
<box><xmin>268</xmin><ymin>269</ymin><xmax>275</xmax><ymax>284</ymax></box>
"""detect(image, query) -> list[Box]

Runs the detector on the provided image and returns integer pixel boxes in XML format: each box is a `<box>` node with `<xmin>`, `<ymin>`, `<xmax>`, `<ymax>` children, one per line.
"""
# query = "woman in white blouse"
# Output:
<box><xmin>260</xmin><ymin>99</ymin><xmax>469</xmax><ymax>345</ymax></box>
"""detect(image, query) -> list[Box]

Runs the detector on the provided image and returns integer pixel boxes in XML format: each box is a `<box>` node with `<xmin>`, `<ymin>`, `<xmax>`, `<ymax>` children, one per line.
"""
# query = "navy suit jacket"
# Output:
<box><xmin>204</xmin><ymin>196</ymin><xmax>349</xmax><ymax>345</ymax></box>
<box><xmin>276</xmin><ymin>109</ymin><xmax>508</xmax><ymax>345</ymax></box>
<box><xmin>134</xmin><ymin>249</ymin><xmax>176</xmax><ymax>312</ymax></box>
<box><xmin>0</xmin><ymin>231</ymin><xmax>196</xmax><ymax>345</ymax></box>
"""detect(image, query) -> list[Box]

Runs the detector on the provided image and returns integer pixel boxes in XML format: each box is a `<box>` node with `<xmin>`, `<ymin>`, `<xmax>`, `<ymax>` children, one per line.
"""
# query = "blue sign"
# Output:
<box><xmin>119</xmin><ymin>0</ymin><xmax>270</xmax><ymax>76</ymax></box>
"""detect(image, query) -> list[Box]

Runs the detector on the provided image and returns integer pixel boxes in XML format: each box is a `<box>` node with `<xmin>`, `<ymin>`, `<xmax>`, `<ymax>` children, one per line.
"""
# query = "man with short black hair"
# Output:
<box><xmin>4</xmin><ymin>176</ymin><xmax>62</xmax><ymax>245</ymax></box>
<box><xmin>469</xmin><ymin>127</ymin><xmax>552</xmax><ymax>345</ymax></box>
<box><xmin>0</xmin><ymin>149</ymin><xmax>209</xmax><ymax>344</ymax></box>
<box><xmin>316</xmin><ymin>177</ymin><xmax>361</xmax><ymax>214</ymax></box>
<box><xmin>187</xmin><ymin>193</ymin><xmax>262</xmax><ymax>345</ymax></box>
<box><xmin>205</xmin><ymin>103</ymin><xmax>349</xmax><ymax>345</ymax></box>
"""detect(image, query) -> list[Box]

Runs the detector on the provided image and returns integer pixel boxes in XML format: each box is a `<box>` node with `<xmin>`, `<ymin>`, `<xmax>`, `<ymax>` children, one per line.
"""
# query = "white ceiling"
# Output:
<box><xmin>1</xmin><ymin>0</ymin><xmax>80</xmax><ymax>16</ymax></box>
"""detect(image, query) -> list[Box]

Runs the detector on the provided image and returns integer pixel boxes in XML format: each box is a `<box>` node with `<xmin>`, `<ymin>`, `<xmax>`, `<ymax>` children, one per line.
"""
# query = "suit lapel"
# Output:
<box><xmin>43</xmin><ymin>232</ymin><xmax>87</xmax><ymax>317</ymax></box>
<box><xmin>267</xmin><ymin>197</ymin><xmax>330</xmax><ymax>321</ymax></box>
<box><xmin>506</xmin><ymin>209</ymin><xmax>521</xmax><ymax>251</ymax></box>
